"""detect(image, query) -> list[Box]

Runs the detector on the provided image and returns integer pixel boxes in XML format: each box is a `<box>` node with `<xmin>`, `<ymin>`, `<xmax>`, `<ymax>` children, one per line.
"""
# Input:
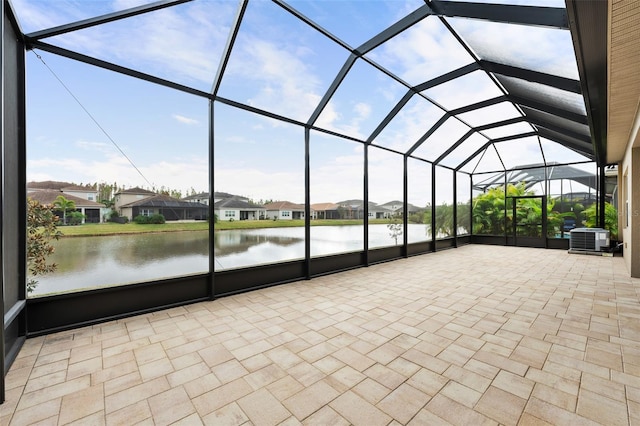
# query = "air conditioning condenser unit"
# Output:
<box><xmin>569</xmin><ymin>228</ymin><xmax>610</xmax><ymax>254</ymax></box>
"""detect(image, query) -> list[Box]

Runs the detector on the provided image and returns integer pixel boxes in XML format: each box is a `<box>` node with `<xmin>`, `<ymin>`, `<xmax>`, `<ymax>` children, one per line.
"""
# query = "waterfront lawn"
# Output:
<box><xmin>59</xmin><ymin>221</ymin><xmax>209</xmax><ymax>237</ymax></box>
<box><xmin>58</xmin><ymin>219</ymin><xmax>395</xmax><ymax>237</ymax></box>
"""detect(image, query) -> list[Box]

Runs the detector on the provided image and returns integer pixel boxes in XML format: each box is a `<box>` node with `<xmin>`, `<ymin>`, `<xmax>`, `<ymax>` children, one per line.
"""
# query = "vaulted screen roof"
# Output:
<box><xmin>13</xmin><ymin>0</ymin><xmax>602</xmax><ymax>173</ymax></box>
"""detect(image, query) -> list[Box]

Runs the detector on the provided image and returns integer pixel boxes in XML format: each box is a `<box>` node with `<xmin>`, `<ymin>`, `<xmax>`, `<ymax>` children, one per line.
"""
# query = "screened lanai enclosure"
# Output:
<box><xmin>1</xmin><ymin>0</ymin><xmax>609</xmax><ymax>402</ymax></box>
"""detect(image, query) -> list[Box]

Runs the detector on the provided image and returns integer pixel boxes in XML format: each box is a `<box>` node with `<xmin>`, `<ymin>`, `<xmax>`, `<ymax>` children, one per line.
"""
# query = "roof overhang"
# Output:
<box><xmin>565</xmin><ymin>0</ymin><xmax>608</xmax><ymax>165</ymax></box>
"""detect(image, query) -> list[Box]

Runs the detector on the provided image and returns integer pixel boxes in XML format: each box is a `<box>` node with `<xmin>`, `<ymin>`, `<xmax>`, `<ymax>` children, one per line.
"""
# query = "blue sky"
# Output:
<box><xmin>15</xmin><ymin>0</ymin><xmax>590</xmax><ymax>205</ymax></box>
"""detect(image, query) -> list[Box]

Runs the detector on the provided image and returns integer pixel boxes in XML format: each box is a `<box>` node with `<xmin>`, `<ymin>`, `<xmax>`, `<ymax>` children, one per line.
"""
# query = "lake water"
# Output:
<box><xmin>30</xmin><ymin>224</ymin><xmax>433</xmax><ymax>296</ymax></box>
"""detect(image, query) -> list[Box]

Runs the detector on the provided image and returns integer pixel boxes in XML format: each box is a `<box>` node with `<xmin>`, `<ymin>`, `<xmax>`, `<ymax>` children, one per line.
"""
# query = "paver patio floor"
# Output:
<box><xmin>2</xmin><ymin>245</ymin><xmax>639</xmax><ymax>425</ymax></box>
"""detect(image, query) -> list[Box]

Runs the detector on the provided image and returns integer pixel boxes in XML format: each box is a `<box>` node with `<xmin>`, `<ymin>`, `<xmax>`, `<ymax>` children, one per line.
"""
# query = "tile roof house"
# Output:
<box><xmin>263</xmin><ymin>201</ymin><xmax>307</xmax><ymax>220</ymax></box>
<box><xmin>310</xmin><ymin>202</ymin><xmax>340</xmax><ymax>219</ymax></box>
<box><xmin>336</xmin><ymin>200</ymin><xmax>394</xmax><ymax>219</ymax></box>
<box><xmin>183</xmin><ymin>192</ymin><xmax>210</xmax><ymax>206</ymax></box>
<box><xmin>214</xmin><ymin>196</ymin><xmax>265</xmax><ymax>221</ymax></box>
<box><xmin>119</xmin><ymin>193</ymin><xmax>208</xmax><ymax>221</ymax></box>
<box><xmin>27</xmin><ymin>190</ymin><xmax>105</xmax><ymax>224</ymax></box>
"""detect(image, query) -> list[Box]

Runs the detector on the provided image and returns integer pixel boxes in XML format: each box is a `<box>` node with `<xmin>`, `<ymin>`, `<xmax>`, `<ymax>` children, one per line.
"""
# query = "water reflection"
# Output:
<box><xmin>32</xmin><ymin>224</ymin><xmax>433</xmax><ymax>296</ymax></box>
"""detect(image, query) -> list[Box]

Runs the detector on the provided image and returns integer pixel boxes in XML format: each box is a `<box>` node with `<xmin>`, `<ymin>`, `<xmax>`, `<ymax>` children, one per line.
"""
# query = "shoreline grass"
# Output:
<box><xmin>57</xmin><ymin>219</ymin><xmax>402</xmax><ymax>237</ymax></box>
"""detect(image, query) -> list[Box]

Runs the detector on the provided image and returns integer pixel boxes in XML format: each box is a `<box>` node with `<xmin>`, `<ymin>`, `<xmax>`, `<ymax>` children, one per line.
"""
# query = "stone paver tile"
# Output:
<box><xmin>8</xmin><ymin>398</ymin><xmax>61</xmax><ymax>426</ymax></box>
<box><xmin>576</xmin><ymin>388</ymin><xmax>628</xmax><ymax>426</ymax></box>
<box><xmin>546</xmin><ymin>351</ymin><xmax>609</xmax><ymax>379</ymax></box>
<box><xmin>167</xmin><ymin>361</ymin><xmax>211</xmax><ymax>388</ymax></box>
<box><xmin>531</xmin><ymin>382</ymin><xmax>576</xmax><ymax>411</ymax></box>
<box><xmin>402</xmin><ymin>348</ymin><xmax>450</xmax><ymax>374</ymax></box>
<box><xmin>193</xmin><ymin>378</ymin><xmax>253</xmax><ymax>418</ymax></box>
<box><xmin>330</xmin><ymin>390</ymin><xmax>392</xmax><ymax>426</ymax></box>
<box><xmin>103</xmin><ymin>371</ymin><xmax>142</xmax><ymax>396</ymax></box>
<box><xmin>266</xmin><ymin>376</ymin><xmax>305</xmax><ymax>402</ymax></box>
<box><xmin>585</xmin><ymin>346</ymin><xmax>623</xmax><ymax>371</ymax></box>
<box><xmin>517</xmin><ymin>412</ymin><xmax>555</xmax><ymax>425</ymax></box>
<box><xmin>481</xmin><ymin>342</ymin><xmax>512</xmax><ymax>357</ymax></box>
<box><xmin>29</xmin><ymin>359</ymin><xmax>68</xmax><ymax>380</ymax></box>
<box><xmin>455</xmin><ymin>334</ymin><xmax>485</xmax><ymax>351</ymax></box>
<box><xmin>364</xmin><ymin>363</ymin><xmax>406</xmax><ymax>390</ymax></box>
<box><xmin>525</xmin><ymin>368</ymin><xmax>579</xmax><ymax>396</ymax></box>
<box><xmin>212</xmin><ymin>359</ymin><xmax>249</xmax><ymax>384</ymax></box>
<box><xmin>197</xmin><ymin>344</ymin><xmax>234</xmax><ymax>368</ymax></box>
<box><xmin>105</xmin><ymin>400</ymin><xmax>152</xmax><ymax>426</ymax></box>
<box><xmin>170</xmin><ymin>413</ymin><xmax>204</xmax><ymax>426</ymax></box>
<box><xmin>138</xmin><ymin>357</ymin><xmax>174</xmax><ymax>382</ymax></box>
<box><xmin>332</xmin><ymin>347</ymin><xmax>375</xmax><ymax>372</ymax></box>
<box><xmin>313</xmin><ymin>355</ymin><xmax>344</xmax><ymax>375</ymax></box>
<box><xmin>367</xmin><ymin>342</ymin><xmax>405</xmax><ymax>365</ymax></box>
<box><xmin>387</xmin><ymin>356</ymin><xmax>421</xmax><ymax>379</ymax></box>
<box><xmin>329</xmin><ymin>365</ymin><xmax>366</xmax><ymax>390</ymax></box>
<box><xmin>473</xmin><ymin>350</ymin><xmax>529</xmax><ymax>376</ymax></box>
<box><xmin>133</xmin><ymin>342</ymin><xmax>167</xmax><ymax>365</ymax></box>
<box><xmin>302</xmin><ymin>406</ymin><xmax>349</xmax><ymax>426</ymax></box>
<box><xmin>377</xmin><ymin>383</ymin><xmax>429</xmax><ymax>423</ymax></box>
<box><xmin>283</xmin><ymin>379</ymin><xmax>340</xmax><ymax>420</ymax></box>
<box><xmin>443</xmin><ymin>364</ymin><xmax>491</xmax><ymax>393</ymax></box>
<box><xmin>287</xmin><ymin>361</ymin><xmax>324</xmax><ymax>387</ymax></box>
<box><xmin>437</xmin><ymin>343</ymin><xmax>476</xmax><ymax>367</ymax></box>
<box><xmin>23</xmin><ymin>370</ymin><xmax>67</xmax><ymax>394</ymax></box>
<box><xmin>105</xmin><ymin>376</ymin><xmax>170</xmax><ymax>414</ymax></box>
<box><xmin>201</xmin><ymin>402</ymin><xmax>248</xmax><ymax>426</ymax></box>
<box><xmin>491</xmin><ymin>369</ymin><xmax>534</xmax><ymax>399</ymax></box>
<box><xmin>407</xmin><ymin>408</ymin><xmax>453</xmax><ymax>425</ymax></box>
<box><xmin>440</xmin><ymin>380</ymin><xmax>481</xmax><ymax>408</ymax></box>
<box><xmin>148</xmin><ymin>386</ymin><xmax>196</xmax><ymax>426</ymax></box>
<box><xmin>298</xmin><ymin>342</ymin><xmax>338</xmax><ymax>363</ymax></box>
<box><xmin>67</xmin><ymin>356</ymin><xmax>104</xmax><ymax>380</ymax></box>
<box><xmin>544</xmin><ymin>334</ymin><xmax>586</xmax><ymax>352</ymax></box>
<box><xmin>183</xmin><ymin>372</ymin><xmax>222</xmax><ymax>399</ymax></box>
<box><xmin>16</xmin><ymin>376</ymin><xmax>90</xmax><ymax>411</ymax></box>
<box><xmin>524</xmin><ymin>397</ymin><xmax>599</xmax><ymax>426</ymax></box>
<box><xmin>241</xmin><ymin>353</ymin><xmax>272</xmax><ymax>372</ymax></box>
<box><xmin>464</xmin><ymin>358</ymin><xmax>499</xmax><ymax>380</ymax></box>
<box><xmin>230</xmin><ymin>340</ymin><xmax>273</xmax><ymax>361</ymax></box>
<box><xmin>407</xmin><ymin>368</ymin><xmax>448</xmax><ymax>396</ymax></box>
<box><xmin>519</xmin><ymin>336</ymin><xmax>552</xmax><ymax>353</ymax></box>
<box><xmin>102</xmin><ymin>350</ymin><xmax>135</xmax><ymax>369</ymax></box>
<box><xmin>59</xmin><ymin>384</ymin><xmax>104</xmax><ymax>424</ymax></box>
<box><xmin>475</xmin><ymin>385</ymin><xmax>527</xmax><ymax>426</ymax></box>
<box><xmin>352</xmin><ymin>377</ymin><xmax>391</xmax><ymax>405</ymax></box>
<box><xmin>541</xmin><ymin>359</ymin><xmax>582</xmax><ymax>382</ymax></box>
<box><xmin>265</xmin><ymin>346</ymin><xmax>305</xmax><ymax>369</ymax></box>
<box><xmin>237</xmin><ymin>388</ymin><xmax>291</xmax><ymax>426</ymax></box>
<box><xmin>509</xmin><ymin>345</ymin><xmax>547</xmax><ymax>369</ymax></box>
<box><xmin>629</xmin><ymin>399</ymin><xmax>640</xmax><ymax>424</ymax></box>
<box><xmin>244</xmin><ymin>363</ymin><xmax>287</xmax><ymax>390</ymax></box>
<box><xmin>425</xmin><ymin>393</ymin><xmax>496</xmax><ymax>425</ymax></box>
<box><xmin>580</xmin><ymin>372</ymin><xmax>627</xmax><ymax>402</ymax></box>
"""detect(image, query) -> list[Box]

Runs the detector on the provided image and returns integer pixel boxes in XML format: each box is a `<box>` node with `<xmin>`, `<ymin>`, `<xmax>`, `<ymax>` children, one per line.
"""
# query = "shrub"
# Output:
<box><xmin>27</xmin><ymin>198</ymin><xmax>61</xmax><ymax>293</ymax></box>
<box><xmin>134</xmin><ymin>214</ymin><xmax>165</xmax><ymax>224</ymax></box>
<box><xmin>68</xmin><ymin>211</ymin><xmax>86</xmax><ymax>225</ymax></box>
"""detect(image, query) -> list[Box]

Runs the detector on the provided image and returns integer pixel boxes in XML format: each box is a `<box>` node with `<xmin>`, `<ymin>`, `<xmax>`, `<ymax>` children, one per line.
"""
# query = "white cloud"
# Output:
<box><xmin>228</xmin><ymin>37</ymin><xmax>325</xmax><ymax>123</ymax></box>
<box><xmin>368</xmin><ymin>17</ymin><xmax>474</xmax><ymax>85</ymax></box>
<box><xmin>27</xmin><ymin>154</ymin><xmax>208</xmax><ymax>195</ymax></box>
<box><xmin>172</xmin><ymin>114</ymin><xmax>199</xmax><ymax>125</ymax></box>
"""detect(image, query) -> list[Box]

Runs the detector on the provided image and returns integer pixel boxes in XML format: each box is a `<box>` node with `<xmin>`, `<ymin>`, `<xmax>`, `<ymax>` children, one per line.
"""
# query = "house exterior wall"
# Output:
<box><xmin>217</xmin><ymin>208</ymin><xmax>239</xmax><ymax>221</ymax></box>
<box><xmin>63</xmin><ymin>189</ymin><xmax>98</xmax><ymax>202</ymax></box>
<box><xmin>621</xmin><ymin>108</ymin><xmax>640</xmax><ymax>277</ymax></box>
<box><xmin>266</xmin><ymin>209</ymin><xmax>304</xmax><ymax>220</ymax></box>
<box><xmin>115</xmin><ymin>193</ymin><xmax>152</xmax><ymax>209</ymax></box>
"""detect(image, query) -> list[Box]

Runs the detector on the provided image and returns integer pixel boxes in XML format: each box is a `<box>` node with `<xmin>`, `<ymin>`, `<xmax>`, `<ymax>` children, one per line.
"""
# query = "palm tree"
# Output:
<box><xmin>53</xmin><ymin>195</ymin><xmax>76</xmax><ymax>225</ymax></box>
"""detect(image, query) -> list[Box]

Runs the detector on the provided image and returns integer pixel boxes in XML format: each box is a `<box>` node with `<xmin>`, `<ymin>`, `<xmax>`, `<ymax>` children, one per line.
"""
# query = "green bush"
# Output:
<box><xmin>583</xmin><ymin>202</ymin><xmax>618</xmax><ymax>240</ymax></box>
<box><xmin>134</xmin><ymin>214</ymin><xmax>165</xmax><ymax>224</ymax></box>
<box><xmin>68</xmin><ymin>211</ymin><xmax>86</xmax><ymax>225</ymax></box>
